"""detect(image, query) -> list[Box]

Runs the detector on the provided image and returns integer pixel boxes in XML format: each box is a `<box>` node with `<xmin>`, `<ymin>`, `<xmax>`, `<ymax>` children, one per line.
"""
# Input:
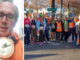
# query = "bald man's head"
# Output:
<box><xmin>0</xmin><ymin>1</ymin><xmax>19</xmax><ymax>37</ymax></box>
<box><xmin>0</xmin><ymin>1</ymin><xmax>19</xmax><ymax>21</ymax></box>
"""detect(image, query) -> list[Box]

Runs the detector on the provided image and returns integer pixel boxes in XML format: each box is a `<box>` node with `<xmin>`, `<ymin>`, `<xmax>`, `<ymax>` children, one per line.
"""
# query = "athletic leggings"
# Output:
<box><xmin>39</xmin><ymin>30</ymin><xmax>43</xmax><ymax>42</ymax></box>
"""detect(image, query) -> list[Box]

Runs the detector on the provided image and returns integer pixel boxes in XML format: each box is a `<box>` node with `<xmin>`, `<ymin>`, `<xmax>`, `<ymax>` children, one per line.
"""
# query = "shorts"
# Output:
<box><xmin>52</xmin><ymin>29</ymin><xmax>56</xmax><ymax>32</ymax></box>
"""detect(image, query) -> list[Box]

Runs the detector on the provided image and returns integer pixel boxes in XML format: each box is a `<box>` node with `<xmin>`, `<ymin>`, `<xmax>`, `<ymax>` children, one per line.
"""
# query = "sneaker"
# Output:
<box><xmin>43</xmin><ymin>41</ymin><xmax>46</xmax><ymax>43</ymax></box>
<box><xmin>35</xmin><ymin>42</ymin><xmax>38</xmax><ymax>45</ymax></box>
<box><xmin>53</xmin><ymin>39</ymin><xmax>55</xmax><ymax>41</ymax></box>
<box><xmin>47</xmin><ymin>41</ymin><xmax>50</xmax><ymax>43</ymax></box>
<box><xmin>59</xmin><ymin>41</ymin><xmax>63</xmax><ymax>43</ymax></box>
<box><xmin>72</xmin><ymin>40</ymin><xmax>74</xmax><ymax>43</ymax></box>
<box><xmin>28</xmin><ymin>44</ymin><xmax>31</xmax><ymax>47</ymax></box>
<box><xmin>41</xmin><ymin>42</ymin><xmax>43</xmax><ymax>45</ymax></box>
<box><xmin>39</xmin><ymin>42</ymin><xmax>43</xmax><ymax>45</ymax></box>
<box><xmin>51</xmin><ymin>39</ymin><xmax>52</xmax><ymax>41</ymax></box>
<box><xmin>25</xmin><ymin>44</ymin><xmax>28</xmax><ymax>47</ymax></box>
<box><xmin>64</xmin><ymin>40</ymin><xmax>67</xmax><ymax>42</ymax></box>
<box><xmin>31</xmin><ymin>42</ymin><xmax>34</xmax><ymax>45</ymax></box>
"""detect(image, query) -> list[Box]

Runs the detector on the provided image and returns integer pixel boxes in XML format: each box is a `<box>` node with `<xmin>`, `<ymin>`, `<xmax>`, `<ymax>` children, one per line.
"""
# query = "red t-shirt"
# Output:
<box><xmin>24</xmin><ymin>18</ymin><xmax>31</xmax><ymax>26</ymax></box>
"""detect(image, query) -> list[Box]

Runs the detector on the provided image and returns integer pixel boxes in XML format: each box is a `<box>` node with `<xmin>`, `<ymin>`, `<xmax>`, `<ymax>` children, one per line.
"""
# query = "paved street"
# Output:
<box><xmin>24</xmin><ymin>41</ymin><xmax>80</xmax><ymax>60</ymax></box>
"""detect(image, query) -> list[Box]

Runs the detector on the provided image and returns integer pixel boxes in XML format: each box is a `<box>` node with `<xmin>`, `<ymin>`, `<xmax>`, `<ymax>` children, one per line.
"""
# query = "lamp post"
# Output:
<box><xmin>61</xmin><ymin>0</ymin><xmax>63</xmax><ymax>20</ymax></box>
<box><xmin>52</xmin><ymin>0</ymin><xmax>55</xmax><ymax>17</ymax></box>
<box><xmin>68</xmin><ymin>0</ymin><xmax>70</xmax><ymax>20</ymax></box>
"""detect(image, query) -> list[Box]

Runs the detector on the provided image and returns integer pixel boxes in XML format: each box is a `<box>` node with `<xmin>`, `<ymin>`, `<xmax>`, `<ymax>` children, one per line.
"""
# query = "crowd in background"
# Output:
<box><xmin>24</xmin><ymin>12</ymin><xmax>80</xmax><ymax>48</ymax></box>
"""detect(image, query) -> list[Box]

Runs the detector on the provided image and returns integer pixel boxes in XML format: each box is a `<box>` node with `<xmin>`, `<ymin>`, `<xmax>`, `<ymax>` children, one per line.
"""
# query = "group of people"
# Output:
<box><xmin>24</xmin><ymin>12</ymin><xmax>80</xmax><ymax>48</ymax></box>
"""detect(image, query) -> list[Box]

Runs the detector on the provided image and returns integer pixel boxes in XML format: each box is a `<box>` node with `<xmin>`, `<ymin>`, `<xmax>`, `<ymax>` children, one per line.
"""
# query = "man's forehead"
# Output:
<box><xmin>0</xmin><ymin>1</ymin><xmax>16</xmax><ymax>14</ymax></box>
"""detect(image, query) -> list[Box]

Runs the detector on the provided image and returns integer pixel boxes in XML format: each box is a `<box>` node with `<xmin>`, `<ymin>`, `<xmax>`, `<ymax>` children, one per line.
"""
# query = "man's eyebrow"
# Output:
<box><xmin>0</xmin><ymin>11</ymin><xmax>15</xmax><ymax>15</ymax></box>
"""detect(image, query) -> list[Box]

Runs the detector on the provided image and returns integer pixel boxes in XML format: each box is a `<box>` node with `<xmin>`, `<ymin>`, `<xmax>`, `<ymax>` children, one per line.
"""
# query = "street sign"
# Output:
<box><xmin>47</xmin><ymin>8</ymin><xmax>57</xmax><ymax>11</ymax></box>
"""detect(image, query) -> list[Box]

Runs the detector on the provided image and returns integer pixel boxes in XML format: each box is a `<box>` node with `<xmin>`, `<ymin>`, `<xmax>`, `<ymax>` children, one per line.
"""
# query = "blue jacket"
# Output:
<box><xmin>36</xmin><ymin>20</ymin><xmax>40</xmax><ymax>31</ymax></box>
<box><xmin>43</xmin><ymin>18</ymin><xmax>49</xmax><ymax>31</ymax></box>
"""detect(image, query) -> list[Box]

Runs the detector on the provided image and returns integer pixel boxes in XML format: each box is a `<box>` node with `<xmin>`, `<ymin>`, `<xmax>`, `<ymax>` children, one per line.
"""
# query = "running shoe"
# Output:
<box><xmin>53</xmin><ymin>39</ymin><xmax>55</xmax><ymax>41</ymax></box>
<box><xmin>43</xmin><ymin>41</ymin><xmax>46</xmax><ymax>43</ymax></box>
<box><xmin>47</xmin><ymin>41</ymin><xmax>50</xmax><ymax>43</ymax></box>
<box><xmin>35</xmin><ymin>42</ymin><xmax>38</xmax><ymax>45</ymax></box>
<box><xmin>51</xmin><ymin>39</ymin><xmax>53</xmax><ymax>41</ymax></box>
<box><xmin>39</xmin><ymin>42</ymin><xmax>43</xmax><ymax>45</ymax></box>
<box><xmin>59</xmin><ymin>41</ymin><xmax>63</xmax><ymax>43</ymax></box>
<box><xmin>41</xmin><ymin>42</ymin><xmax>43</xmax><ymax>45</ymax></box>
<box><xmin>31</xmin><ymin>42</ymin><xmax>34</xmax><ymax>45</ymax></box>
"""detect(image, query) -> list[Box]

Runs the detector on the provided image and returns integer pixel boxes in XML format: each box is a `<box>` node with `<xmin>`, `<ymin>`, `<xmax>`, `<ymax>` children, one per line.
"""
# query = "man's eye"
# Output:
<box><xmin>8</xmin><ymin>15</ymin><xmax>14</xmax><ymax>19</ymax></box>
<box><xmin>0</xmin><ymin>14</ymin><xmax>3</xmax><ymax>17</ymax></box>
<box><xmin>9</xmin><ymin>16</ymin><xmax>13</xmax><ymax>19</ymax></box>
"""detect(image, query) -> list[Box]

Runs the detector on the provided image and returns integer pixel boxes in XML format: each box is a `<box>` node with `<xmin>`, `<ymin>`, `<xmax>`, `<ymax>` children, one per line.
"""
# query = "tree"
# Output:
<box><xmin>55</xmin><ymin>0</ymin><xmax>80</xmax><ymax>15</ymax></box>
<box><xmin>24</xmin><ymin>0</ymin><xmax>80</xmax><ymax>15</ymax></box>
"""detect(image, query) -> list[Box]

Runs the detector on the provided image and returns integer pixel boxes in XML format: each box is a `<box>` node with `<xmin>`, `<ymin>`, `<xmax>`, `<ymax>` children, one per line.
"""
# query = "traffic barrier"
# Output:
<box><xmin>76</xmin><ymin>36</ymin><xmax>79</xmax><ymax>45</ymax></box>
<box><xmin>68</xmin><ymin>35</ymin><xmax>72</xmax><ymax>42</ymax></box>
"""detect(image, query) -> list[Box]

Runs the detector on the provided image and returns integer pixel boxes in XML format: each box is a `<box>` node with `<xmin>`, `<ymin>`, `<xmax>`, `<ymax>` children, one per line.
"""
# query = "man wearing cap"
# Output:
<box><xmin>0</xmin><ymin>0</ymin><xmax>23</xmax><ymax>60</ymax></box>
<box><xmin>63</xmin><ymin>17</ymin><xmax>69</xmax><ymax>42</ymax></box>
<box><xmin>56</xmin><ymin>16</ymin><xmax>63</xmax><ymax>41</ymax></box>
<box><xmin>68</xmin><ymin>17</ymin><xmax>75</xmax><ymax>42</ymax></box>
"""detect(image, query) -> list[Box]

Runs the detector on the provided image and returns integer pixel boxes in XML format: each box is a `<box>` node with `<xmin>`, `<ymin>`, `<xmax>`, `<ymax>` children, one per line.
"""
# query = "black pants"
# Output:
<box><xmin>24</xmin><ymin>27</ymin><xmax>30</xmax><ymax>45</ymax></box>
<box><xmin>56</xmin><ymin>32</ymin><xmax>61</xmax><ymax>40</ymax></box>
<box><xmin>65</xmin><ymin>32</ymin><xmax>69</xmax><ymax>41</ymax></box>
<box><xmin>79</xmin><ymin>31</ymin><xmax>80</xmax><ymax>45</ymax></box>
<box><xmin>24</xmin><ymin>27</ymin><xmax>27</xmax><ymax>45</ymax></box>
<box><xmin>60</xmin><ymin>30</ymin><xmax>65</xmax><ymax>41</ymax></box>
<box><xmin>39</xmin><ymin>30</ymin><xmax>43</xmax><ymax>42</ymax></box>
<box><xmin>68</xmin><ymin>28</ymin><xmax>74</xmax><ymax>41</ymax></box>
<box><xmin>43</xmin><ymin>29</ymin><xmax>49</xmax><ymax>41</ymax></box>
<box><xmin>74</xmin><ymin>28</ymin><xmax>77</xmax><ymax>41</ymax></box>
<box><xmin>31</xmin><ymin>29</ymin><xmax>36</xmax><ymax>42</ymax></box>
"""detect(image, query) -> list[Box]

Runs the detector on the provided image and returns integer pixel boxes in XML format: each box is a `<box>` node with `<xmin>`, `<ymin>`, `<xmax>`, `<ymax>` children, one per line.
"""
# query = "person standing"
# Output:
<box><xmin>50</xmin><ymin>16</ymin><xmax>56</xmax><ymax>41</ymax></box>
<box><xmin>56</xmin><ymin>16</ymin><xmax>63</xmax><ymax>41</ymax></box>
<box><xmin>36</xmin><ymin>15</ymin><xmax>40</xmax><ymax>44</ymax></box>
<box><xmin>64</xmin><ymin>17</ymin><xmax>69</xmax><ymax>42</ymax></box>
<box><xmin>59</xmin><ymin>19</ymin><xmax>65</xmax><ymax>43</ymax></box>
<box><xmin>24</xmin><ymin>14</ymin><xmax>31</xmax><ymax>46</ymax></box>
<box><xmin>47</xmin><ymin>16</ymin><xmax>51</xmax><ymax>40</ymax></box>
<box><xmin>68</xmin><ymin>17</ymin><xmax>75</xmax><ymax>42</ymax></box>
<box><xmin>74</xmin><ymin>17</ymin><xmax>78</xmax><ymax>42</ymax></box>
<box><xmin>31</xmin><ymin>17</ymin><xmax>36</xmax><ymax>45</ymax></box>
<box><xmin>43</xmin><ymin>14</ymin><xmax>50</xmax><ymax>43</ymax></box>
<box><xmin>39</xmin><ymin>16</ymin><xmax>44</xmax><ymax>45</ymax></box>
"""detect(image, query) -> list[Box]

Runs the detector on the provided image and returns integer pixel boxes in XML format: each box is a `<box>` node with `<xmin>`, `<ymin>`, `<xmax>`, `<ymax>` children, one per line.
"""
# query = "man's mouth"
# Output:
<box><xmin>0</xmin><ymin>27</ymin><xmax>8</xmax><ymax>32</ymax></box>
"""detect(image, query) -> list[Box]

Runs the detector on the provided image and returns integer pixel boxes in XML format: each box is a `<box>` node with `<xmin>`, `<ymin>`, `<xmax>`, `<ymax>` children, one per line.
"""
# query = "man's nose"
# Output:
<box><xmin>2</xmin><ymin>16</ymin><xmax>7</xmax><ymax>24</ymax></box>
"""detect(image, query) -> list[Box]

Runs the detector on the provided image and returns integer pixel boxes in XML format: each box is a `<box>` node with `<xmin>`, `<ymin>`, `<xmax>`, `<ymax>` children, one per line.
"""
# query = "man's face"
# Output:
<box><xmin>37</xmin><ymin>15</ymin><xmax>39</xmax><ymax>18</ymax></box>
<box><xmin>70</xmin><ymin>17</ymin><xmax>73</xmax><ymax>20</ymax></box>
<box><xmin>52</xmin><ymin>17</ymin><xmax>54</xmax><ymax>21</ymax></box>
<box><xmin>26</xmin><ymin>15</ymin><xmax>28</xmax><ymax>18</ymax></box>
<box><xmin>43</xmin><ymin>15</ymin><xmax>45</xmax><ymax>18</ymax></box>
<box><xmin>65</xmin><ymin>18</ymin><xmax>67</xmax><ymax>21</ymax></box>
<box><xmin>0</xmin><ymin>2</ymin><xmax>17</xmax><ymax>37</ymax></box>
<box><xmin>58</xmin><ymin>16</ymin><xmax>61</xmax><ymax>21</ymax></box>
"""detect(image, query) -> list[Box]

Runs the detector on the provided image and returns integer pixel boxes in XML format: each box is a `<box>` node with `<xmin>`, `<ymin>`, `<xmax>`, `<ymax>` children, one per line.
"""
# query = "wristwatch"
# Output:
<box><xmin>0</xmin><ymin>36</ymin><xmax>17</xmax><ymax>59</ymax></box>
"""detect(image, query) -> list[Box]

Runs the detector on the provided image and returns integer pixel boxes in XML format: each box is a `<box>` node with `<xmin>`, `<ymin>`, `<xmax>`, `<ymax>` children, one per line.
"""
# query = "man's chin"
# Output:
<box><xmin>0</xmin><ymin>32</ymin><xmax>11</xmax><ymax>37</ymax></box>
